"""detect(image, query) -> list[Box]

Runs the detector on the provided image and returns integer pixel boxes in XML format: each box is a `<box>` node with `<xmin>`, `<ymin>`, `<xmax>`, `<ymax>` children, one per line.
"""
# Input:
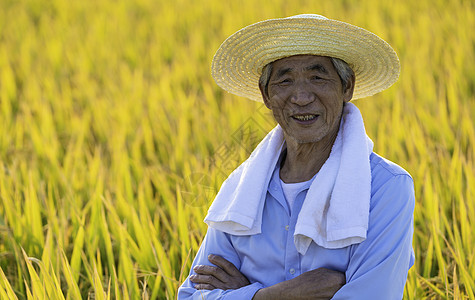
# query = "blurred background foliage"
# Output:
<box><xmin>0</xmin><ymin>0</ymin><xmax>473</xmax><ymax>298</ymax></box>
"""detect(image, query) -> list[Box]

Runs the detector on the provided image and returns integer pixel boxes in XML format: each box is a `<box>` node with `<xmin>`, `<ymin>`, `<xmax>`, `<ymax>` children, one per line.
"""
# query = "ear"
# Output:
<box><xmin>343</xmin><ymin>73</ymin><xmax>356</xmax><ymax>102</ymax></box>
<box><xmin>259</xmin><ymin>80</ymin><xmax>272</xmax><ymax>109</ymax></box>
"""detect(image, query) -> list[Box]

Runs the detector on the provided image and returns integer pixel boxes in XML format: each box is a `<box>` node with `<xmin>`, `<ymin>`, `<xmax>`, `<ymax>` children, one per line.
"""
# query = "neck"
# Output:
<box><xmin>280</xmin><ymin>125</ymin><xmax>340</xmax><ymax>183</ymax></box>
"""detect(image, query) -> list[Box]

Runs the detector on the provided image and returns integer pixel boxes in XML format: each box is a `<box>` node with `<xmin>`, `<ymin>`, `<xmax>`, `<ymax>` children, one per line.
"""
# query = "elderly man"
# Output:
<box><xmin>178</xmin><ymin>14</ymin><xmax>415</xmax><ymax>299</ymax></box>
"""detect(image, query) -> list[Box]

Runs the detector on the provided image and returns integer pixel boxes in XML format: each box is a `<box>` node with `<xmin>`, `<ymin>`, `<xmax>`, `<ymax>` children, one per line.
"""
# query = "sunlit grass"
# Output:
<box><xmin>0</xmin><ymin>0</ymin><xmax>473</xmax><ymax>299</ymax></box>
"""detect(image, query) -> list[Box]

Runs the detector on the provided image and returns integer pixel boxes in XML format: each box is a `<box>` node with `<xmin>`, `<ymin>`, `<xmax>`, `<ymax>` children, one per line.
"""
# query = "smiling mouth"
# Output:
<box><xmin>292</xmin><ymin>114</ymin><xmax>318</xmax><ymax>121</ymax></box>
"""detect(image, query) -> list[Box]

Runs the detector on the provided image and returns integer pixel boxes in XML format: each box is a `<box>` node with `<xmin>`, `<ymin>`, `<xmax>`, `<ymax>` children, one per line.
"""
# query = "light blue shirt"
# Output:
<box><xmin>177</xmin><ymin>152</ymin><xmax>415</xmax><ymax>299</ymax></box>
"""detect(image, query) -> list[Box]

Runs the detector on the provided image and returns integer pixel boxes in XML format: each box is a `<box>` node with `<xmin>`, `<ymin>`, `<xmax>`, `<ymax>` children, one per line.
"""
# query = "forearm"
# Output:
<box><xmin>252</xmin><ymin>282</ymin><xmax>339</xmax><ymax>300</ymax></box>
<box><xmin>178</xmin><ymin>280</ymin><xmax>264</xmax><ymax>300</ymax></box>
<box><xmin>252</xmin><ymin>279</ymin><xmax>310</xmax><ymax>300</ymax></box>
<box><xmin>252</xmin><ymin>281</ymin><xmax>294</xmax><ymax>300</ymax></box>
<box><xmin>253</xmin><ymin>268</ymin><xmax>345</xmax><ymax>300</ymax></box>
<box><xmin>178</xmin><ymin>228</ymin><xmax>257</xmax><ymax>299</ymax></box>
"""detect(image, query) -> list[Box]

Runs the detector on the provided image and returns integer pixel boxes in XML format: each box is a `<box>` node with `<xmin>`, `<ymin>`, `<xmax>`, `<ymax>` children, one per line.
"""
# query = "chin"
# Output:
<box><xmin>287</xmin><ymin>134</ymin><xmax>326</xmax><ymax>144</ymax></box>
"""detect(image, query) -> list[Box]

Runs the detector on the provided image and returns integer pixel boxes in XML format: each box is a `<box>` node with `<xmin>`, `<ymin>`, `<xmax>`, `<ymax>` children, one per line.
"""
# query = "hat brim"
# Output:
<box><xmin>211</xmin><ymin>16</ymin><xmax>400</xmax><ymax>101</ymax></box>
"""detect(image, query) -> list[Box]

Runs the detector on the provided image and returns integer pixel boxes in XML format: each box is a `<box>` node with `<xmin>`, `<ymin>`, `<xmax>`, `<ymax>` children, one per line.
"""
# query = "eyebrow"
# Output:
<box><xmin>306</xmin><ymin>64</ymin><xmax>328</xmax><ymax>74</ymax></box>
<box><xmin>275</xmin><ymin>67</ymin><xmax>293</xmax><ymax>78</ymax></box>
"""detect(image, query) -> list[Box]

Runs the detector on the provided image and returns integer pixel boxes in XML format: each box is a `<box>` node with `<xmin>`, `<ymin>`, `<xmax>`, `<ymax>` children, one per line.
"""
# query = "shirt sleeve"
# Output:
<box><xmin>332</xmin><ymin>174</ymin><xmax>415</xmax><ymax>300</ymax></box>
<box><xmin>177</xmin><ymin>227</ymin><xmax>264</xmax><ymax>300</ymax></box>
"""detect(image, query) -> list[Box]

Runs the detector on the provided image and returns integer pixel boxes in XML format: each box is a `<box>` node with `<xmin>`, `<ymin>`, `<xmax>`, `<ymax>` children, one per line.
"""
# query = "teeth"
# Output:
<box><xmin>294</xmin><ymin>115</ymin><xmax>316</xmax><ymax>121</ymax></box>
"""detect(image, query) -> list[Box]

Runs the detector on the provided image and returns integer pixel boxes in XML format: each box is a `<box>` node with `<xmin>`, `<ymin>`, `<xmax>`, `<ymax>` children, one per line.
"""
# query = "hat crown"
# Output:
<box><xmin>212</xmin><ymin>14</ymin><xmax>400</xmax><ymax>101</ymax></box>
<box><xmin>286</xmin><ymin>14</ymin><xmax>328</xmax><ymax>20</ymax></box>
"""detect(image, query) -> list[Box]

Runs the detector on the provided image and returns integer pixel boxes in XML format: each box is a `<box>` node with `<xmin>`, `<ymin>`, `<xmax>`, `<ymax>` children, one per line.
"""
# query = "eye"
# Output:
<box><xmin>311</xmin><ymin>75</ymin><xmax>323</xmax><ymax>81</ymax></box>
<box><xmin>278</xmin><ymin>78</ymin><xmax>292</xmax><ymax>85</ymax></box>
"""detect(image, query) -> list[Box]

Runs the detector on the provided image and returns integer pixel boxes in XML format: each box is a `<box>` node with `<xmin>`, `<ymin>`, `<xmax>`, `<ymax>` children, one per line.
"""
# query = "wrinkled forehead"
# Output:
<box><xmin>269</xmin><ymin>55</ymin><xmax>336</xmax><ymax>74</ymax></box>
<box><xmin>273</xmin><ymin>54</ymin><xmax>330</xmax><ymax>63</ymax></box>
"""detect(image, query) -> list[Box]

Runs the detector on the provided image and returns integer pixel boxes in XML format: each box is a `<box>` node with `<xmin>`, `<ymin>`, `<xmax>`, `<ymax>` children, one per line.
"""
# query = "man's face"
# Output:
<box><xmin>260</xmin><ymin>55</ymin><xmax>354</xmax><ymax>144</ymax></box>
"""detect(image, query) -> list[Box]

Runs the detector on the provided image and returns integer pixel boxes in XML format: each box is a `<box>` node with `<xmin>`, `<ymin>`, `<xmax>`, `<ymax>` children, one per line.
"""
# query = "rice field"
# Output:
<box><xmin>0</xmin><ymin>0</ymin><xmax>473</xmax><ymax>299</ymax></box>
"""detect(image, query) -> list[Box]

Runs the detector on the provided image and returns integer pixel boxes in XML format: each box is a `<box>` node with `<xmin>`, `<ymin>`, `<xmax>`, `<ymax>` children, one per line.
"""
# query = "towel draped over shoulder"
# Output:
<box><xmin>205</xmin><ymin>102</ymin><xmax>373</xmax><ymax>254</ymax></box>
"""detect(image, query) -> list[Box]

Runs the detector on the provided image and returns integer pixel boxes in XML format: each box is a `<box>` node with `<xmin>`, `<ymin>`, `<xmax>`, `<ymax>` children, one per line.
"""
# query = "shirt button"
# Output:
<box><xmin>285</xmin><ymin>225</ymin><xmax>289</xmax><ymax>231</ymax></box>
<box><xmin>289</xmin><ymin>268</ymin><xmax>295</xmax><ymax>275</ymax></box>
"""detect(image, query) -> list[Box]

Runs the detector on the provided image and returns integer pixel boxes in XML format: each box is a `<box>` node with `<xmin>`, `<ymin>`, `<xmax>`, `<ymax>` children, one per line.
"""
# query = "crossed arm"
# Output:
<box><xmin>178</xmin><ymin>174</ymin><xmax>415</xmax><ymax>299</ymax></box>
<box><xmin>191</xmin><ymin>254</ymin><xmax>345</xmax><ymax>300</ymax></box>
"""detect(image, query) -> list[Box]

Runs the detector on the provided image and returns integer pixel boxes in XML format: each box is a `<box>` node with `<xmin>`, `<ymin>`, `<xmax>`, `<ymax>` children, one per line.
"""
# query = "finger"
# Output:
<box><xmin>207</xmin><ymin>254</ymin><xmax>240</xmax><ymax>276</ymax></box>
<box><xmin>193</xmin><ymin>264</ymin><xmax>229</xmax><ymax>283</ymax></box>
<box><xmin>194</xmin><ymin>283</ymin><xmax>216</xmax><ymax>290</ymax></box>
<box><xmin>189</xmin><ymin>274</ymin><xmax>224</xmax><ymax>289</ymax></box>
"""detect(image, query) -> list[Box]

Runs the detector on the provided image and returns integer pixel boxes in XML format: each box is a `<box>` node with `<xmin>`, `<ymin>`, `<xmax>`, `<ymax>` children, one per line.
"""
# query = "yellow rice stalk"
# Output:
<box><xmin>93</xmin><ymin>264</ymin><xmax>107</xmax><ymax>300</ymax></box>
<box><xmin>21</xmin><ymin>249</ymin><xmax>45</xmax><ymax>299</ymax></box>
<box><xmin>60</xmin><ymin>249</ymin><xmax>82</xmax><ymax>300</ymax></box>
<box><xmin>0</xmin><ymin>267</ymin><xmax>18</xmax><ymax>300</ymax></box>
<box><xmin>69</xmin><ymin>224</ymin><xmax>85</xmax><ymax>282</ymax></box>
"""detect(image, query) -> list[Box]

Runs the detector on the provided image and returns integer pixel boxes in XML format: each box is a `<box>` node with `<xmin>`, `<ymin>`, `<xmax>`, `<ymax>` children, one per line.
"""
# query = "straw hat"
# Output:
<box><xmin>211</xmin><ymin>14</ymin><xmax>400</xmax><ymax>101</ymax></box>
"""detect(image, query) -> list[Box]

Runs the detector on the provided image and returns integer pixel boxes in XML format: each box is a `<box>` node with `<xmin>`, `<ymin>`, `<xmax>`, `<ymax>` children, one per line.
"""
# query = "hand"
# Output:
<box><xmin>253</xmin><ymin>268</ymin><xmax>345</xmax><ymax>300</ymax></box>
<box><xmin>190</xmin><ymin>254</ymin><xmax>250</xmax><ymax>290</ymax></box>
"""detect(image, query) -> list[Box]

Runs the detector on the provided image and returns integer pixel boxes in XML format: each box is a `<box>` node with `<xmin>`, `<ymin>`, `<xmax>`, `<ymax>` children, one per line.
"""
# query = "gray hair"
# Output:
<box><xmin>259</xmin><ymin>57</ymin><xmax>354</xmax><ymax>96</ymax></box>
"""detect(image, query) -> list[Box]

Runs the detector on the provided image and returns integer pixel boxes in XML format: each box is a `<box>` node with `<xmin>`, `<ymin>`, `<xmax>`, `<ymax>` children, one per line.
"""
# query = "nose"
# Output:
<box><xmin>290</xmin><ymin>83</ymin><xmax>315</xmax><ymax>106</ymax></box>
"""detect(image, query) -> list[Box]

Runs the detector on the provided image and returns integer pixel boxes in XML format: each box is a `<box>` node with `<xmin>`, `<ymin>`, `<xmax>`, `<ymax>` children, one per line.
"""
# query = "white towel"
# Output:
<box><xmin>204</xmin><ymin>102</ymin><xmax>374</xmax><ymax>254</ymax></box>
